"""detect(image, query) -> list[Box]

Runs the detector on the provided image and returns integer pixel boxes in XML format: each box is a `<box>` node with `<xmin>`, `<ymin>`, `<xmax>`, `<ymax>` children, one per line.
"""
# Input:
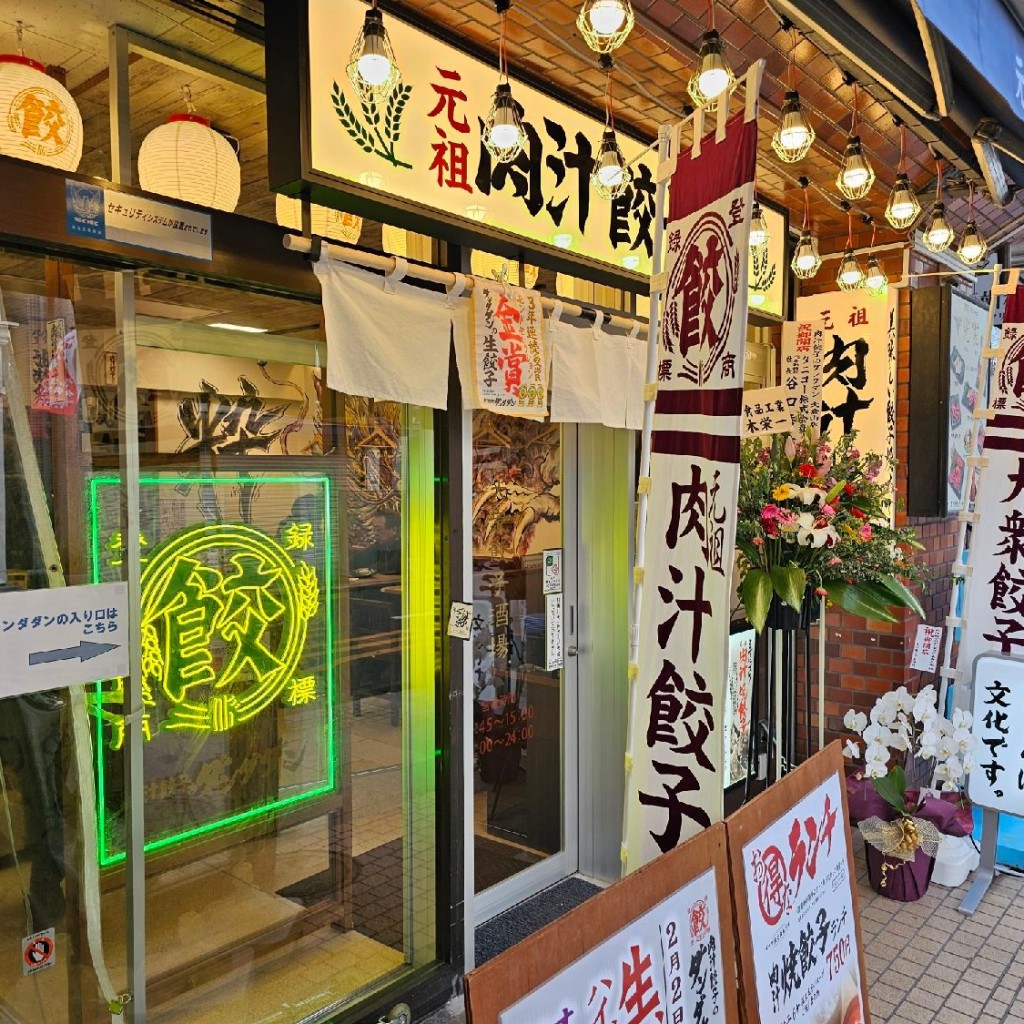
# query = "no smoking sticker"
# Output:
<box><xmin>22</xmin><ymin>928</ymin><xmax>56</xmax><ymax>975</ymax></box>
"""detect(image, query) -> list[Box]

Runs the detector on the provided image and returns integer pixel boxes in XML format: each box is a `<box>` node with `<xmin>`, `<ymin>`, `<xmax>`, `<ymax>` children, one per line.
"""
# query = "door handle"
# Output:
<box><xmin>567</xmin><ymin>645</ymin><xmax>579</xmax><ymax>657</ymax></box>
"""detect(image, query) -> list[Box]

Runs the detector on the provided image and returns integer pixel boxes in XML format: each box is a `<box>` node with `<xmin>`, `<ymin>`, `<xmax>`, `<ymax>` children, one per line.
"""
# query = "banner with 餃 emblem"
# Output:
<box><xmin>472</xmin><ymin>282</ymin><xmax>548</xmax><ymax>419</ymax></box>
<box><xmin>959</xmin><ymin>287</ymin><xmax>1024</xmax><ymax>720</ymax></box>
<box><xmin>624</xmin><ymin>110</ymin><xmax>758</xmax><ymax>869</ymax></box>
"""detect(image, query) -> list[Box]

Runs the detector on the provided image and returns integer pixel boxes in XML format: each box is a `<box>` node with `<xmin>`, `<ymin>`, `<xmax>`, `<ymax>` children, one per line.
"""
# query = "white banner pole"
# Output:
<box><xmin>620</xmin><ymin>123</ymin><xmax>673</xmax><ymax>876</ymax></box>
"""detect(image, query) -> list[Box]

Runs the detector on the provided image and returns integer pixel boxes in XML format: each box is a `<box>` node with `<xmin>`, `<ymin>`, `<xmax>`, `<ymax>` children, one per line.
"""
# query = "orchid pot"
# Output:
<box><xmin>844</xmin><ymin>686</ymin><xmax>978</xmax><ymax>901</ymax></box>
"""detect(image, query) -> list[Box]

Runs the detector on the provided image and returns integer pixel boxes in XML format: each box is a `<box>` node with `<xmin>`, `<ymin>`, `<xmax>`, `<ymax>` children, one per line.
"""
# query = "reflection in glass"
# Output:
<box><xmin>471</xmin><ymin>412</ymin><xmax>563</xmax><ymax>893</ymax></box>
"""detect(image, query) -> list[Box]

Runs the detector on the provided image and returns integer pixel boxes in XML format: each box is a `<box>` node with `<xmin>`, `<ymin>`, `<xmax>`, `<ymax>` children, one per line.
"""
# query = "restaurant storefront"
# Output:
<box><xmin>0</xmin><ymin>1</ymin><xmax>665</xmax><ymax>1021</ymax></box>
<box><xmin>8</xmin><ymin>0</ymin><xmax>1023</xmax><ymax>1021</ymax></box>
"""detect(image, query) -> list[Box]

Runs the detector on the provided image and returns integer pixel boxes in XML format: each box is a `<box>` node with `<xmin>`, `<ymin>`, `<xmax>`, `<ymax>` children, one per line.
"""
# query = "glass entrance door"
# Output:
<box><xmin>470</xmin><ymin>414</ymin><xmax>578</xmax><ymax>921</ymax></box>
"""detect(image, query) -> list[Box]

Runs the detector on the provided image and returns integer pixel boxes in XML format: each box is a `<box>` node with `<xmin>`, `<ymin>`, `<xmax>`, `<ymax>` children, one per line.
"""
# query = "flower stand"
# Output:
<box><xmin>865</xmin><ymin>844</ymin><xmax>935</xmax><ymax>901</ymax></box>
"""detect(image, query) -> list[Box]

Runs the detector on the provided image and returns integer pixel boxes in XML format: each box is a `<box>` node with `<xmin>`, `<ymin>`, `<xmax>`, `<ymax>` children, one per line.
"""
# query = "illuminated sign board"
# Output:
<box><xmin>89</xmin><ymin>474</ymin><xmax>335</xmax><ymax>866</ymax></box>
<box><xmin>267</xmin><ymin>0</ymin><xmax>656</xmax><ymax>285</ymax></box>
<box><xmin>748</xmin><ymin>201</ymin><xmax>786</xmax><ymax>320</ymax></box>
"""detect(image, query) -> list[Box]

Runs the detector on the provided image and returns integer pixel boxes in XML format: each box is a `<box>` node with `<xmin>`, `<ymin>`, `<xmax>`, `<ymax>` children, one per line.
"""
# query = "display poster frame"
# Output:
<box><xmin>726</xmin><ymin>743</ymin><xmax>872</xmax><ymax>1024</ymax></box>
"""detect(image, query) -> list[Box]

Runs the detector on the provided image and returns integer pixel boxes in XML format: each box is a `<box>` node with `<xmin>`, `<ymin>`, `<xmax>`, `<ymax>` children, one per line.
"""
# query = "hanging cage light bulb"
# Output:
<box><xmin>772</xmin><ymin>91</ymin><xmax>814</xmax><ymax>163</ymax></box>
<box><xmin>957</xmin><ymin>184</ymin><xmax>988</xmax><ymax>265</ymax></box>
<box><xmin>957</xmin><ymin>221</ymin><xmax>988</xmax><ymax>265</ymax></box>
<box><xmin>836</xmin><ymin>83</ymin><xmax>874</xmax><ymax>200</ymax></box>
<box><xmin>864</xmin><ymin>255</ymin><xmax>889</xmax><ymax>297</ymax></box>
<box><xmin>484</xmin><ymin>81</ymin><xmax>526</xmax><ymax>163</ymax></box>
<box><xmin>592</xmin><ymin>129</ymin><xmax>631</xmax><ymax>199</ymax></box>
<box><xmin>922</xmin><ymin>202</ymin><xmax>954</xmax><ymax>253</ymax></box>
<box><xmin>346</xmin><ymin>5</ymin><xmax>401</xmax><ymax>98</ymax></box>
<box><xmin>792</xmin><ymin>231</ymin><xmax>821</xmax><ymax>279</ymax></box>
<box><xmin>791</xmin><ymin>181</ymin><xmax>820</xmax><ymax>280</ymax></box>
<box><xmin>577</xmin><ymin>0</ymin><xmax>634</xmax><ymax>53</ymax></box>
<box><xmin>837</xmin><ymin>249</ymin><xmax>866</xmax><ymax>291</ymax></box>
<box><xmin>688</xmin><ymin>29</ymin><xmax>735</xmax><ymax>108</ymax></box>
<box><xmin>837</xmin><ymin>136</ymin><xmax>875</xmax><ymax>200</ymax></box>
<box><xmin>749</xmin><ymin>201</ymin><xmax>770</xmax><ymax>252</ymax></box>
<box><xmin>885</xmin><ymin>173</ymin><xmax>921</xmax><ymax>230</ymax></box>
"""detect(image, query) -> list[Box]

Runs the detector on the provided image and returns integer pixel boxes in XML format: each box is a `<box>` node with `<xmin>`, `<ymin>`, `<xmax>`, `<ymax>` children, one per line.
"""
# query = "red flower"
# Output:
<box><xmin>851</xmin><ymin>507</ymin><xmax>866</xmax><ymax>519</ymax></box>
<box><xmin>844</xmin><ymin>483</ymin><xmax>855</xmax><ymax>496</ymax></box>
<box><xmin>798</xmin><ymin>462</ymin><xmax>816</xmax><ymax>478</ymax></box>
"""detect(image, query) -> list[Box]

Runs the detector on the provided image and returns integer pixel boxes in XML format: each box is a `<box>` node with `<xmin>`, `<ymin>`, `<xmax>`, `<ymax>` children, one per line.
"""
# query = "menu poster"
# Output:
<box><xmin>498</xmin><ymin>866</ymin><xmax>726</xmax><ymax>1024</ymax></box>
<box><xmin>472</xmin><ymin>282</ymin><xmax>548</xmax><ymax>419</ymax></box>
<box><xmin>728</xmin><ymin>744</ymin><xmax>870</xmax><ymax>1024</ymax></box>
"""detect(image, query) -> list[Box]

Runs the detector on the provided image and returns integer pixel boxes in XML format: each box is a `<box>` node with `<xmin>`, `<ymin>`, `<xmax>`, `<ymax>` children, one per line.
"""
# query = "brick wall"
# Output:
<box><xmin>791</xmin><ymin>241</ymin><xmax>960</xmax><ymax>749</ymax></box>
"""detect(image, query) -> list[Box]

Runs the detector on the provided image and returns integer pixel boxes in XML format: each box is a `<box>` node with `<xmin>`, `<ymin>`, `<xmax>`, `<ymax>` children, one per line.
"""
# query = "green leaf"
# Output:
<box><xmin>825</xmin><ymin>479</ymin><xmax>846</xmax><ymax>504</ymax></box>
<box><xmin>770</xmin><ymin>563</ymin><xmax>806</xmax><ymax>612</ymax></box>
<box><xmin>741</xmin><ymin>569</ymin><xmax>773</xmax><ymax>633</ymax></box>
<box><xmin>825</xmin><ymin>581</ymin><xmax>898</xmax><ymax>624</ymax></box>
<box><xmin>871</xmin><ymin>575</ymin><xmax>926</xmax><ymax>619</ymax></box>
<box><xmin>871</xmin><ymin>765</ymin><xmax>908</xmax><ymax>814</ymax></box>
<box><xmin>735</xmin><ymin>539</ymin><xmax>761</xmax><ymax>566</ymax></box>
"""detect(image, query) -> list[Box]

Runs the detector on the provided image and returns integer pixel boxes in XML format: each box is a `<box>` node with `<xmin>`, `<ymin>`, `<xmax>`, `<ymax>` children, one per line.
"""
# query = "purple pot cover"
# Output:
<box><xmin>846</xmin><ymin>773</ymin><xmax>897</xmax><ymax>825</ymax></box>
<box><xmin>865</xmin><ymin>843</ymin><xmax>935</xmax><ymax>901</ymax></box>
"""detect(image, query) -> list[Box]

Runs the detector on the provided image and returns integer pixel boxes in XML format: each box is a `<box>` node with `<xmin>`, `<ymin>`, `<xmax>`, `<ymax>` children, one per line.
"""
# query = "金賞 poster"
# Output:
<box><xmin>472</xmin><ymin>283</ymin><xmax>548</xmax><ymax>419</ymax></box>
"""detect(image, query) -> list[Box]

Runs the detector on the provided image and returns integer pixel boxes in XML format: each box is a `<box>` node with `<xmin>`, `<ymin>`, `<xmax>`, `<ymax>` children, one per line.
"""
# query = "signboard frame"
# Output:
<box><xmin>265</xmin><ymin>0</ymin><xmax>654</xmax><ymax>290</ymax></box>
<box><xmin>726</xmin><ymin>743</ymin><xmax>872</xmax><ymax>1024</ymax></box>
<box><xmin>464</xmin><ymin>822</ymin><xmax>738</xmax><ymax>1024</ymax></box>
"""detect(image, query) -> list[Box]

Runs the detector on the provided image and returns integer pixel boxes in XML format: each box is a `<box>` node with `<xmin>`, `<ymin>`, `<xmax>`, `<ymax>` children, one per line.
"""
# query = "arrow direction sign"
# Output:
<box><xmin>0</xmin><ymin>581</ymin><xmax>129</xmax><ymax>699</ymax></box>
<box><xmin>29</xmin><ymin>640</ymin><xmax>121</xmax><ymax>665</ymax></box>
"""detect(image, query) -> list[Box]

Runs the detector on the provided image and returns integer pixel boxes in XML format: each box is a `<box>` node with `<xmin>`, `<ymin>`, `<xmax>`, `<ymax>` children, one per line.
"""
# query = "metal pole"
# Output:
<box><xmin>110</xmin><ymin>23</ymin><xmax>147</xmax><ymax>1022</ymax></box>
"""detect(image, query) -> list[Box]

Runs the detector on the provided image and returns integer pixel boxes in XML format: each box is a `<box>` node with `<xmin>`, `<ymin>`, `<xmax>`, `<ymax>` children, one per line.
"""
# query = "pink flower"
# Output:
<box><xmin>821</xmin><ymin>503</ymin><xmax>836</xmax><ymax>517</ymax></box>
<box><xmin>815</xmin><ymin>587</ymin><xmax>828</xmax><ymax>597</ymax></box>
<box><xmin>761</xmin><ymin>504</ymin><xmax>782</xmax><ymax>521</ymax></box>
<box><xmin>859</xmin><ymin>524</ymin><xmax>872</xmax><ymax>541</ymax></box>
<box><xmin>816</xmin><ymin>444</ymin><xmax>832</xmax><ymax>461</ymax></box>
<box><xmin>829</xmin><ymin>556</ymin><xmax>842</xmax><ymax>566</ymax></box>
<box><xmin>752</xmin><ymin>536</ymin><xmax>765</xmax><ymax>547</ymax></box>
<box><xmin>757</xmin><ymin>448</ymin><xmax>771</xmax><ymax>465</ymax></box>
<box><xmin>850</xmin><ymin>448</ymin><xmax>861</xmax><ymax>459</ymax></box>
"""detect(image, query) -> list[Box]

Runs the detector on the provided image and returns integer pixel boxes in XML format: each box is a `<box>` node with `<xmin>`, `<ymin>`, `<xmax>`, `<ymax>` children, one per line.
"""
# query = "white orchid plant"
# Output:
<box><xmin>843</xmin><ymin>685</ymin><xmax>978</xmax><ymax>815</ymax></box>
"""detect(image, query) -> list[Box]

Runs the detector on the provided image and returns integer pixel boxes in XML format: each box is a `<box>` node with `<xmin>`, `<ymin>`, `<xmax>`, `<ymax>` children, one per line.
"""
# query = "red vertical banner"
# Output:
<box><xmin>625</xmin><ymin>113</ymin><xmax>757</xmax><ymax>868</ymax></box>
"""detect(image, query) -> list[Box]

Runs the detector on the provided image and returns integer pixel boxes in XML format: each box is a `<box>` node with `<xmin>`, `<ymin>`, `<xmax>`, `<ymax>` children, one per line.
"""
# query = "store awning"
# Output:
<box><xmin>772</xmin><ymin>0</ymin><xmax>1024</xmax><ymax>203</ymax></box>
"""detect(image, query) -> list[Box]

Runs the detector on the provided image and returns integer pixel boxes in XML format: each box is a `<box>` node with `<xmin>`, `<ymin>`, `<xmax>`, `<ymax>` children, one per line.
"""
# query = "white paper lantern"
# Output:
<box><xmin>0</xmin><ymin>54</ymin><xmax>83</xmax><ymax>170</ymax></box>
<box><xmin>138</xmin><ymin>114</ymin><xmax>240</xmax><ymax>212</ymax></box>
<box><xmin>274</xmin><ymin>195</ymin><xmax>362</xmax><ymax>243</ymax></box>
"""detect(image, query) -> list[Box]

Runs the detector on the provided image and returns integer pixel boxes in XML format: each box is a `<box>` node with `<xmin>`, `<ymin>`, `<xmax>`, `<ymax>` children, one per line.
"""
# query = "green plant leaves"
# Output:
<box><xmin>872</xmin><ymin>764</ymin><xmax>908</xmax><ymax>814</ymax></box>
<box><xmin>825</xmin><ymin>581</ymin><xmax>898</xmax><ymax>623</ymax></box>
<box><xmin>770</xmin><ymin>563</ymin><xmax>806</xmax><ymax>612</ymax></box>
<box><xmin>741</xmin><ymin>569</ymin><xmax>773</xmax><ymax>633</ymax></box>
<box><xmin>873</xmin><ymin>574</ymin><xmax>926</xmax><ymax>618</ymax></box>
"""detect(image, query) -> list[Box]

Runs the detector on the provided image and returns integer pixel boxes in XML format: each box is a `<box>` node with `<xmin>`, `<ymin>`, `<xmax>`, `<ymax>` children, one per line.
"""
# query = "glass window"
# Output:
<box><xmin>470</xmin><ymin>412</ymin><xmax>563</xmax><ymax>893</ymax></box>
<box><xmin>0</xmin><ymin>254</ymin><xmax>440</xmax><ymax>1024</ymax></box>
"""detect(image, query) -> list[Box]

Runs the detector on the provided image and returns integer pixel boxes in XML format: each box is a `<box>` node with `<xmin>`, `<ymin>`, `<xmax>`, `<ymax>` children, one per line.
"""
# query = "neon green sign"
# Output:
<box><xmin>89</xmin><ymin>475</ymin><xmax>335</xmax><ymax>867</ymax></box>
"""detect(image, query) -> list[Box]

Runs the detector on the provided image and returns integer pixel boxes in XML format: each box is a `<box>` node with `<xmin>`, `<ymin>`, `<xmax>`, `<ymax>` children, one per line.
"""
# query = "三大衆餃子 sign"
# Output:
<box><xmin>304</xmin><ymin>0</ymin><xmax>655</xmax><ymax>276</ymax></box>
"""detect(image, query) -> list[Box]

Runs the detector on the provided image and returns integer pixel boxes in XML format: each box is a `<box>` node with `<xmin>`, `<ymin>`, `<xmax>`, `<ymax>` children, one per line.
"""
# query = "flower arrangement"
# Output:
<box><xmin>736</xmin><ymin>430</ymin><xmax>925</xmax><ymax>632</ymax></box>
<box><xmin>843</xmin><ymin>686</ymin><xmax>978</xmax><ymax>898</ymax></box>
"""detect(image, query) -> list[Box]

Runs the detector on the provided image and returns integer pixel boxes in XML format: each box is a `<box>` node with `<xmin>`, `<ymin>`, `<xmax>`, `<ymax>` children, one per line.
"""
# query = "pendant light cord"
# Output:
<box><xmin>847</xmin><ymin>209</ymin><xmax>854</xmax><ymax>249</ymax></box>
<box><xmin>803</xmin><ymin>183</ymin><xmax>811</xmax><ymax>231</ymax></box>
<box><xmin>707</xmin><ymin>0</ymin><xmax>716</xmax><ymax>29</ymax></box>
<box><xmin>898</xmin><ymin>122</ymin><xmax>907</xmax><ymax>175</ymax></box>
<box><xmin>851</xmin><ymin>81</ymin><xmax>858</xmax><ymax>136</ymax></box>
<box><xmin>788</xmin><ymin>28</ymin><xmax>797</xmax><ymax>90</ymax></box>
<box><xmin>500</xmin><ymin>10</ymin><xmax>509</xmax><ymax>81</ymax></box>
<box><xmin>936</xmin><ymin>156</ymin><xmax>944</xmax><ymax>203</ymax></box>
<box><xmin>605</xmin><ymin>66</ymin><xmax>615</xmax><ymax>130</ymax></box>
<box><xmin>968</xmin><ymin>180</ymin><xmax>975</xmax><ymax>220</ymax></box>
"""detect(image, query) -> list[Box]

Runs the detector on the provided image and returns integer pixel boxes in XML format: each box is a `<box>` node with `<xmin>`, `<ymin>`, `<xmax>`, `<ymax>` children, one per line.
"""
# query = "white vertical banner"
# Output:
<box><xmin>794</xmin><ymin>291</ymin><xmax>898</xmax><ymax>488</ymax></box>
<box><xmin>624</xmin><ymin>110</ymin><xmax>759</xmax><ymax>869</ymax></box>
<box><xmin>780</xmin><ymin>318</ymin><xmax>825</xmax><ymax>434</ymax></box>
<box><xmin>959</xmin><ymin>290</ymin><xmax>1024</xmax><ymax>717</ymax></box>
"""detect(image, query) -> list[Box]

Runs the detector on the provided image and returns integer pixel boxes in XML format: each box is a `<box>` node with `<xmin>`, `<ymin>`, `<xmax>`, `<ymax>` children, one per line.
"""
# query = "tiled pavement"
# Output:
<box><xmin>424</xmin><ymin>841</ymin><xmax>1024</xmax><ymax>1024</ymax></box>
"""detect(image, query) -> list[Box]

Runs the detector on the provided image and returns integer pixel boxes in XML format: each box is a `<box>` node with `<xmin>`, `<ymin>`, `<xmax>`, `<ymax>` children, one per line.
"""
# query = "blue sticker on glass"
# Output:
<box><xmin>65</xmin><ymin>180</ymin><xmax>105</xmax><ymax>240</ymax></box>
